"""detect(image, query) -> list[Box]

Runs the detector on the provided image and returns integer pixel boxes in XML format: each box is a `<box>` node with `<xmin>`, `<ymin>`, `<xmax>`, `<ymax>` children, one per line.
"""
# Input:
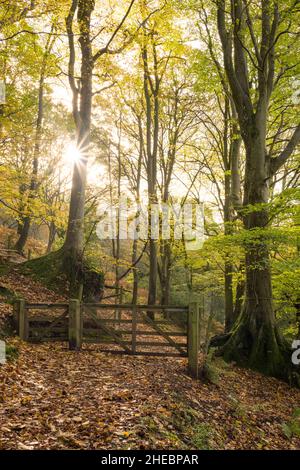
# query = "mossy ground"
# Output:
<box><xmin>0</xmin><ymin>285</ymin><xmax>19</xmax><ymax>304</ymax></box>
<box><xmin>18</xmin><ymin>249</ymin><xmax>68</xmax><ymax>294</ymax></box>
<box><xmin>16</xmin><ymin>249</ymin><xmax>104</xmax><ymax>300</ymax></box>
<box><xmin>282</xmin><ymin>408</ymin><xmax>300</xmax><ymax>439</ymax></box>
<box><xmin>141</xmin><ymin>401</ymin><xmax>216</xmax><ymax>449</ymax></box>
<box><xmin>5</xmin><ymin>343</ymin><xmax>19</xmax><ymax>361</ymax></box>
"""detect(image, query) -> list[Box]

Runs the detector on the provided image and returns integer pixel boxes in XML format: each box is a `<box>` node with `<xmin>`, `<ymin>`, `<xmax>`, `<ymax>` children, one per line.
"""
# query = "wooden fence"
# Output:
<box><xmin>13</xmin><ymin>299</ymin><xmax>200</xmax><ymax>378</ymax></box>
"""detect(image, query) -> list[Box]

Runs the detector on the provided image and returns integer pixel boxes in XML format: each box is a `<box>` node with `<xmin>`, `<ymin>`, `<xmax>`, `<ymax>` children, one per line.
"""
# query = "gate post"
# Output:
<box><xmin>188</xmin><ymin>301</ymin><xmax>200</xmax><ymax>379</ymax></box>
<box><xmin>68</xmin><ymin>299</ymin><xmax>82</xmax><ymax>350</ymax></box>
<box><xmin>18</xmin><ymin>299</ymin><xmax>28</xmax><ymax>341</ymax></box>
<box><xmin>13</xmin><ymin>300</ymin><xmax>20</xmax><ymax>331</ymax></box>
<box><xmin>119</xmin><ymin>286</ymin><xmax>124</xmax><ymax>304</ymax></box>
<box><xmin>131</xmin><ymin>306</ymin><xmax>137</xmax><ymax>354</ymax></box>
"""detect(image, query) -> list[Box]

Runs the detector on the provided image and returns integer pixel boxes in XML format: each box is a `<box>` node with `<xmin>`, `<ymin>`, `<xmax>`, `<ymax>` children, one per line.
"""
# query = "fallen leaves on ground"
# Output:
<box><xmin>0</xmin><ymin>341</ymin><xmax>299</xmax><ymax>450</ymax></box>
<box><xmin>0</xmin><ymin>271</ymin><xmax>300</xmax><ymax>450</ymax></box>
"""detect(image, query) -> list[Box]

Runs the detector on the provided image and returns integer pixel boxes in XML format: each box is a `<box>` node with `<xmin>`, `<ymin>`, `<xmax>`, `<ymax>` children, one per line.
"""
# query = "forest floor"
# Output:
<box><xmin>0</xmin><ymin>268</ymin><xmax>300</xmax><ymax>450</ymax></box>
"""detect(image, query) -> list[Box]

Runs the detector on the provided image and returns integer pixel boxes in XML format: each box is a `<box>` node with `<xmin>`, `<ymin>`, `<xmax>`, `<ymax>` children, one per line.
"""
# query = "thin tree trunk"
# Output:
<box><xmin>131</xmin><ymin>238</ymin><xmax>139</xmax><ymax>305</ymax></box>
<box><xmin>223</xmin><ymin>97</ymin><xmax>241</xmax><ymax>332</ymax></box>
<box><xmin>204</xmin><ymin>295</ymin><xmax>214</xmax><ymax>354</ymax></box>
<box><xmin>46</xmin><ymin>220</ymin><xmax>56</xmax><ymax>254</ymax></box>
<box><xmin>131</xmin><ymin>117</ymin><xmax>143</xmax><ymax>305</ymax></box>
<box><xmin>115</xmin><ymin>119</ymin><xmax>122</xmax><ymax>317</ymax></box>
<box><xmin>160</xmin><ymin>241</ymin><xmax>171</xmax><ymax>305</ymax></box>
<box><xmin>15</xmin><ymin>31</ymin><xmax>54</xmax><ymax>253</ymax></box>
<box><xmin>224</xmin><ymin>170</ymin><xmax>234</xmax><ymax>332</ymax></box>
<box><xmin>142</xmin><ymin>37</ymin><xmax>160</xmax><ymax>314</ymax></box>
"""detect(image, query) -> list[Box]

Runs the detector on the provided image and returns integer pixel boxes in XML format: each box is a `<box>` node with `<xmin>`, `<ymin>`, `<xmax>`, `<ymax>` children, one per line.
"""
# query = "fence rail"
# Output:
<box><xmin>14</xmin><ymin>299</ymin><xmax>200</xmax><ymax>378</ymax></box>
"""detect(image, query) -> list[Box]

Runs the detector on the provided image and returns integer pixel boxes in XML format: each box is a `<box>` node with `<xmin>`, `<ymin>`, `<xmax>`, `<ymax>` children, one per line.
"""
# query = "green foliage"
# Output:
<box><xmin>19</xmin><ymin>250</ymin><xmax>67</xmax><ymax>292</ymax></box>
<box><xmin>19</xmin><ymin>249</ymin><xmax>104</xmax><ymax>300</ymax></box>
<box><xmin>5</xmin><ymin>343</ymin><xmax>19</xmax><ymax>362</ymax></box>
<box><xmin>191</xmin><ymin>423</ymin><xmax>213</xmax><ymax>450</ymax></box>
<box><xmin>0</xmin><ymin>0</ymin><xmax>299</xmax><ymax>369</ymax></box>
<box><xmin>0</xmin><ymin>285</ymin><xmax>17</xmax><ymax>304</ymax></box>
<box><xmin>282</xmin><ymin>408</ymin><xmax>300</xmax><ymax>439</ymax></box>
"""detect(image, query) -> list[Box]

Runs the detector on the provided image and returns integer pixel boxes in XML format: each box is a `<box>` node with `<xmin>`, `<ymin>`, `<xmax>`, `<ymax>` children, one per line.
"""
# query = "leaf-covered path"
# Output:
<box><xmin>0</xmin><ymin>340</ymin><xmax>300</xmax><ymax>450</ymax></box>
<box><xmin>0</xmin><ymin>270</ymin><xmax>300</xmax><ymax>450</ymax></box>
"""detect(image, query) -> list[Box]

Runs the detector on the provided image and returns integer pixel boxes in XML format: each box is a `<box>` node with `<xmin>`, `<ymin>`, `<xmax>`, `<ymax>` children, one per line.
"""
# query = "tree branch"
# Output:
<box><xmin>93</xmin><ymin>0</ymin><xmax>136</xmax><ymax>62</ymax></box>
<box><xmin>65</xmin><ymin>0</ymin><xmax>80</xmax><ymax>128</ymax></box>
<box><xmin>270</xmin><ymin>123</ymin><xmax>300</xmax><ymax>174</ymax></box>
<box><xmin>216</xmin><ymin>0</ymin><xmax>252</xmax><ymax>118</ymax></box>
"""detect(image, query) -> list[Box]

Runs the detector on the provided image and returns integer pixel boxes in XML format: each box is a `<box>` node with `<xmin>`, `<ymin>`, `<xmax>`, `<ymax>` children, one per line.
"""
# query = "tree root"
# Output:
<box><xmin>209</xmin><ymin>317</ymin><xmax>300</xmax><ymax>387</ymax></box>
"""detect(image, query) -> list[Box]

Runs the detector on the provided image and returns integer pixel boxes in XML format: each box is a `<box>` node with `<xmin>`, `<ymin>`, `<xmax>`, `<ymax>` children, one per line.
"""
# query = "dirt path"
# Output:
<box><xmin>0</xmin><ymin>340</ymin><xmax>300</xmax><ymax>450</ymax></box>
<box><xmin>0</xmin><ymin>270</ymin><xmax>300</xmax><ymax>450</ymax></box>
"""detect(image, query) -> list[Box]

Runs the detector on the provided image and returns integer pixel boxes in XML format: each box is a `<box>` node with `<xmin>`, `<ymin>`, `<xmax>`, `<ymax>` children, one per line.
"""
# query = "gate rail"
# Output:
<box><xmin>13</xmin><ymin>299</ymin><xmax>200</xmax><ymax>378</ymax></box>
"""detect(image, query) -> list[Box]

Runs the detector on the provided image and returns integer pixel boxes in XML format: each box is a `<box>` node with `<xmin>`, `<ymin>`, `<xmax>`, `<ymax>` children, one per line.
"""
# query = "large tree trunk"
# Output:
<box><xmin>63</xmin><ymin>0</ymin><xmax>93</xmax><ymax>297</ymax></box>
<box><xmin>215</xmin><ymin>0</ymin><xmax>300</xmax><ymax>383</ymax></box>
<box><xmin>221</xmin><ymin>138</ymin><xmax>288</xmax><ymax>378</ymax></box>
<box><xmin>223</xmin><ymin>243</ymin><xmax>287</xmax><ymax>377</ymax></box>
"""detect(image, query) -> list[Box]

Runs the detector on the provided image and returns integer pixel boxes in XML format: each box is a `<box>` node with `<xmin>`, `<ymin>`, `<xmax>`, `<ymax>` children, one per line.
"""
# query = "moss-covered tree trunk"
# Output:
<box><xmin>222</xmin><ymin>222</ymin><xmax>287</xmax><ymax>377</ymax></box>
<box><xmin>221</xmin><ymin>136</ymin><xmax>288</xmax><ymax>378</ymax></box>
<box><xmin>216</xmin><ymin>0</ymin><xmax>300</xmax><ymax>383</ymax></box>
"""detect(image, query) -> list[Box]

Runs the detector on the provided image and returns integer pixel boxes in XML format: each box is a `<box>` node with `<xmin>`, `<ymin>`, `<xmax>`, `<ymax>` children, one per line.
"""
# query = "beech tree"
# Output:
<box><xmin>213</xmin><ymin>0</ymin><xmax>300</xmax><ymax>380</ymax></box>
<box><xmin>63</xmin><ymin>0</ymin><xmax>136</xmax><ymax>295</ymax></box>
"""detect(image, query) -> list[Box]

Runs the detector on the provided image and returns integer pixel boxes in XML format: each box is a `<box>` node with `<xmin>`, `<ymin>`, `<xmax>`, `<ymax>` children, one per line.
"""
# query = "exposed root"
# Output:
<box><xmin>210</xmin><ymin>312</ymin><xmax>300</xmax><ymax>387</ymax></box>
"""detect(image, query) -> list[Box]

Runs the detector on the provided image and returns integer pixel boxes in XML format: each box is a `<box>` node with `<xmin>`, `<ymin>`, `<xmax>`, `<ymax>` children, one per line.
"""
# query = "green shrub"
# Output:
<box><xmin>191</xmin><ymin>423</ymin><xmax>213</xmax><ymax>450</ymax></box>
<box><xmin>282</xmin><ymin>408</ymin><xmax>300</xmax><ymax>438</ymax></box>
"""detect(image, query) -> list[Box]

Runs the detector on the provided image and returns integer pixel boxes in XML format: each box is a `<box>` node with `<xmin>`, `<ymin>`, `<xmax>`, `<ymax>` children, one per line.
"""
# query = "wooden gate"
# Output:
<box><xmin>14</xmin><ymin>300</ymin><xmax>69</xmax><ymax>343</ymax></box>
<box><xmin>82</xmin><ymin>303</ymin><xmax>189</xmax><ymax>357</ymax></box>
<box><xmin>15</xmin><ymin>299</ymin><xmax>200</xmax><ymax>378</ymax></box>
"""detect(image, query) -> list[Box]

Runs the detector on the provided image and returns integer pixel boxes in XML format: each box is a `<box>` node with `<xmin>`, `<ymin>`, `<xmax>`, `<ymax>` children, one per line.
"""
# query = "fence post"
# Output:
<box><xmin>68</xmin><ymin>299</ymin><xmax>82</xmax><ymax>350</ymax></box>
<box><xmin>114</xmin><ymin>286</ymin><xmax>123</xmax><ymax>323</ymax></box>
<box><xmin>13</xmin><ymin>300</ymin><xmax>20</xmax><ymax>331</ymax></box>
<box><xmin>7</xmin><ymin>234</ymin><xmax>13</xmax><ymax>250</ymax></box>
<box><xmin>18</xmin><ymin>299</ymin><xmax>28</xmax><ymax>341</ymax></box>
<box><xmin>188</xmin><ymin>301</ymin><xmax>200</xmax><ymax>379</ymax></box>
<box><xmin>131</xmin><ymin>306</ymin><xmax>137</xmax><ymax>354</ymax></box>
<box><xmin>119</xmin><ymin>286</ymin><xmax>124</xmax><ymax>304</ymax></box>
